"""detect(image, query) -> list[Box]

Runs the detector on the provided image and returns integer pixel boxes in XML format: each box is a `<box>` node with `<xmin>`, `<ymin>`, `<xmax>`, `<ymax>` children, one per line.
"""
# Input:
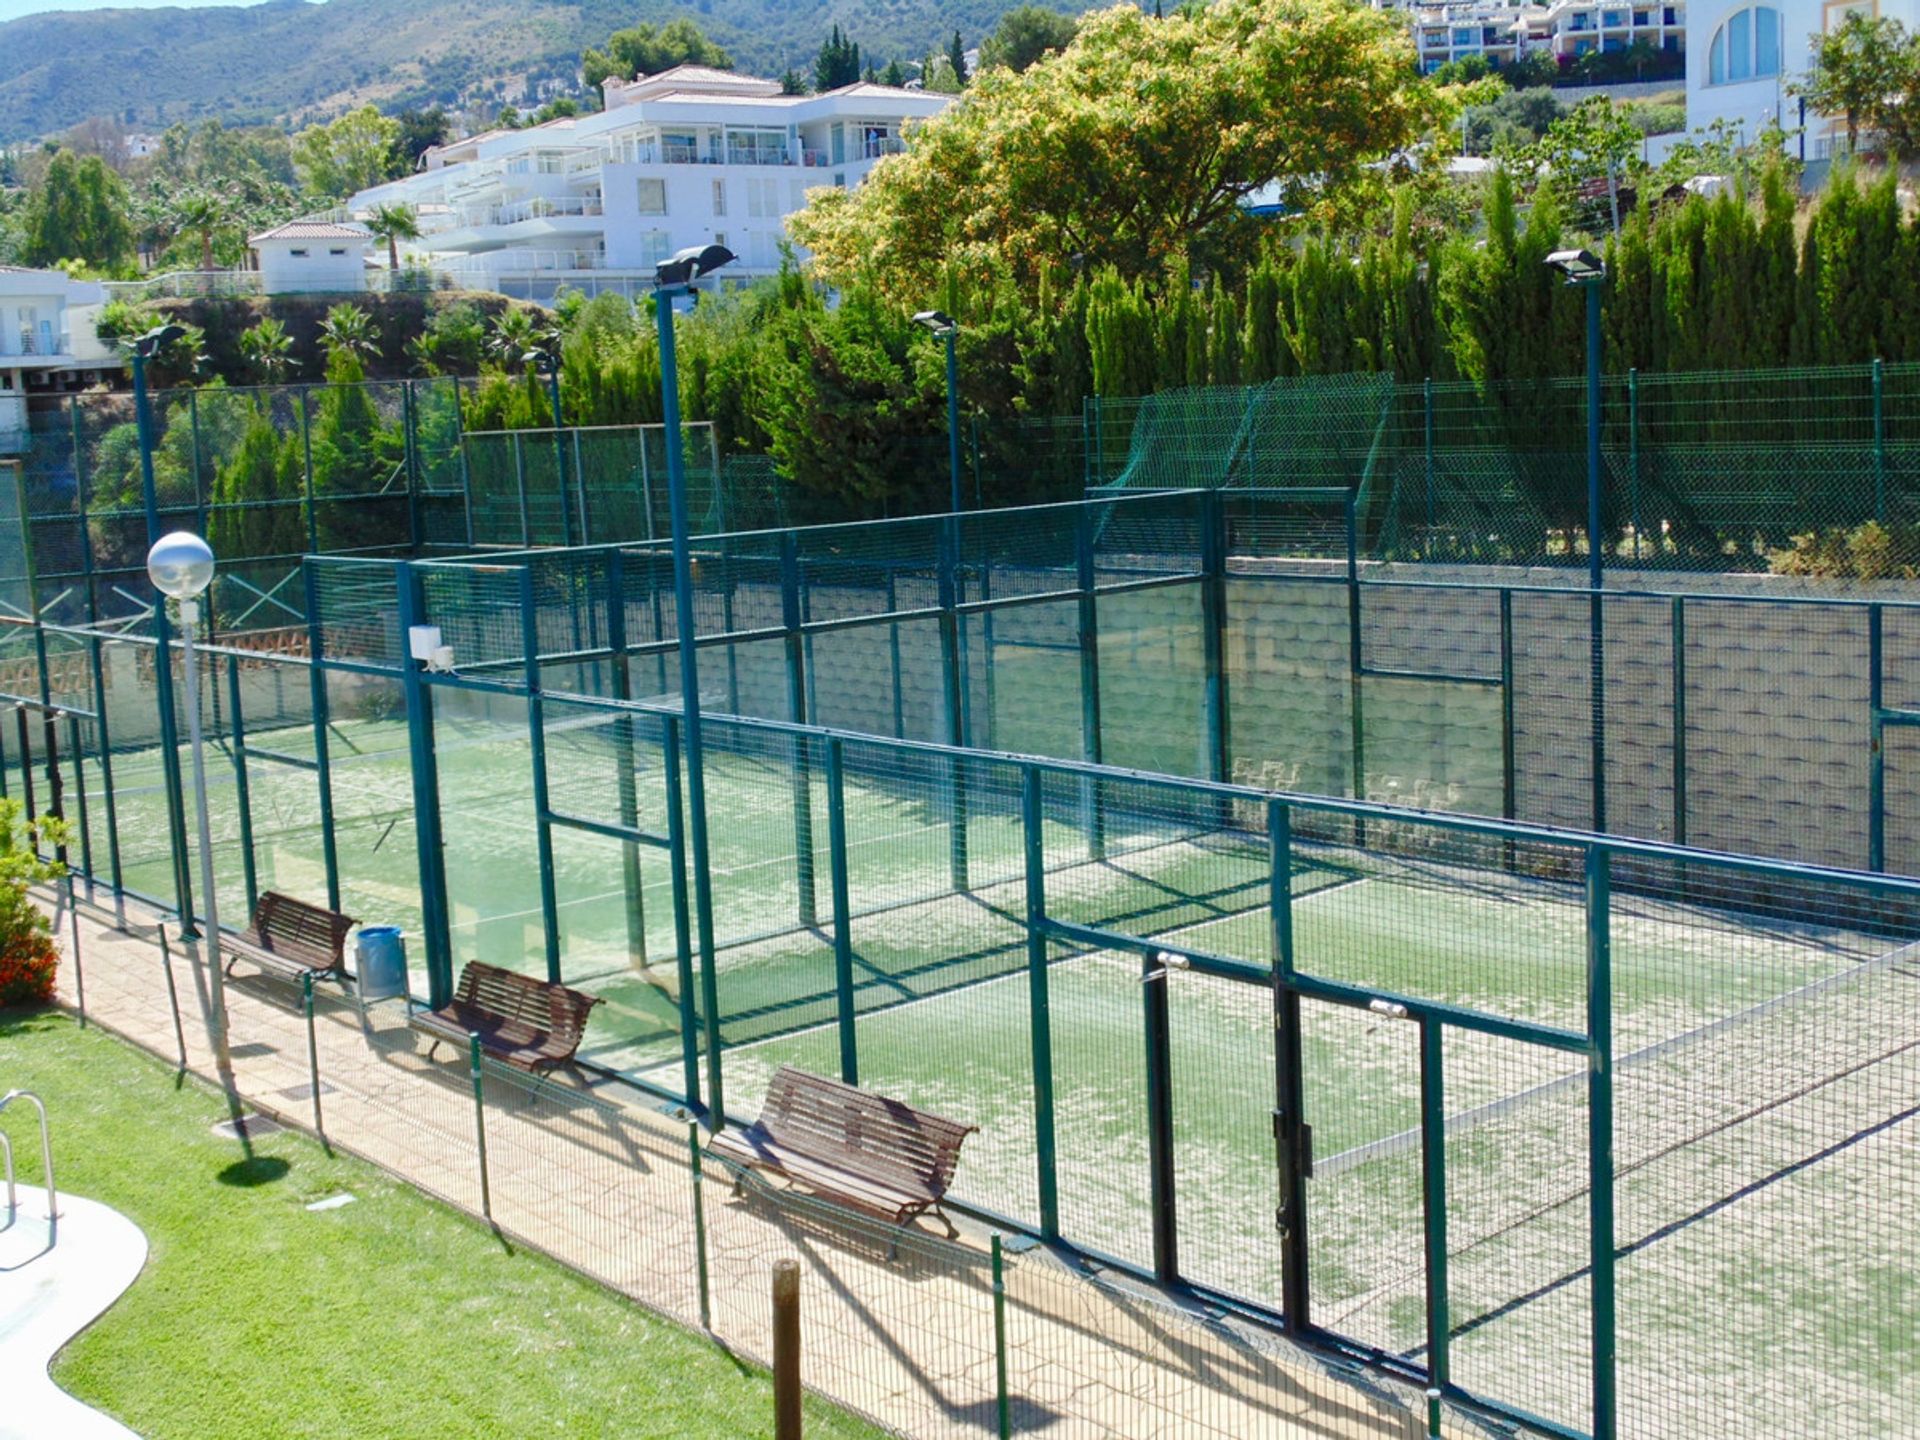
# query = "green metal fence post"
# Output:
<box><xmin>1590</xmin><ymin>592</ymin><xmax>1607</xmax><ymax>834</ymax></box>
<box><xmin>1021</xmin><ymin>765</ymin><xmax>1059</xmax><ymax>1240</ymax></box>
<box><xmin>1873</xmin><ymin>358</ymin><xmax>1887</xmax><ymax>524</ymax></box>
<box><xmin>1346</xmin><ymin>490</ymin><xmax>1366</xmax><ymax>818</ymax></box>
<box><xmin>1142</xmin><ymin>944</ymin><xmax>1178</xmax><ymax>1283</ymax></box>
<box><xmin>402</xmin><ymin>380</ymin><xmax>424</xmax><ymax>553</ymax></box>
<box><xmin>689</xmin><ymin>1122</ymin><xmax>712</xmax><ymax>1328</ymax></box>
<box><xmin>132</xmin><ymin>365</ymin><xmax>197</xmax><ymax>934</ymax></box>
<box><xmin>883</xmin><ymin>567</ymin><xmax>906</xmax><ymax>740</ymax></box>
<box><xmin>224</xmin><ymin>652</ymin><xmax>259</xmax><ymax>915</ymax></box>
<box><xmin>1419</xmin><ymin>1018</ymin><xmax>1449</xmax><ymax>1427</ymax></box>
<box><xmin>453</xmin><ymin>375</ymin><xmax>476</xmax><ymax>549</ymax></box>
<box><xmin>939</xmin><ymin>517</ymin><xmax>971</xmax><ymax>892</ymax></box>
<box><xmin>66</xmin><ymin>713</ymin><xmax>92</xmax><ymax>897</ymax></box>
<box><xmin>662</xmin><ymin>716</ymin><xmax>703</xmax><ymax>1110</ymax></box>
<box><xmin>395</xmin><ymin>562</ymin><xmax>454</xmax><ymax>1008</ymax></box>
<box><xmin>1200</xmin><ymin>488</ymin><xmax>1230</xmax><ymax>787</ymax></box>
<box><xmin>300</xmin><ymin>388</ymin><xmax>320</xmax><ymax>556</ymax></box>
<box><xmin>1586</xmin><ymin>846</ymin><xmax>1617</xmax><ymax>1440</ymax></box>
<box><xmin>1075</xmin><ymin>506</ymin><xmax>1105</xmax><ymax>858</ymax></box>
<box><xmin>1422</xmin><ymin>376</ymin><xmax>1435</xmax><ymax>542</ymax></box>
<box><xmin>513</xmin><ymin>432</ymin><xmax>531</xmax><ymax>547</ymax></box>
<box><xmin>825</xmin><ymin>736</ymin><xmax>858</xmax><ymax>1085</ymax></box>
<box><xmin>1672</xmin><ymin>596</ymin><xmax>1688</xmax><ymax>850</ymax></box>
<box><xmin>302</xmin><ymin>969</ymin><xmax>326</xmax><ymax>1149</ymax></box>
<box><xmin>1499</xmin><ymin>588</ymin><xmax>1515</xmax><ymax>827</ymax></box>
<box><xmin>781</xmin><ymin>532</ymin><xmax>817</xmax><ymax>928</ymax></box>
<box><xmin>188</xmin><ymin>388</ymin><xmax>207</xmax><ymax>540</ymax></box>
<box><xmin>1269</xmin><ymin>800</ymin><xmax>1309</xmax><ymax>1328</ymax></box>
<box><xmin>1627</xmin><ymin>368</ymin><xmax>1642</xmax><ymax>561</ymax></box>
<box><xmin>992</xmin><ymin>1233</ymin><xmax>1011</xmax><ymax>1440</ymax></box>
<box><xmin>300</xmin><ymin>563</ymin><xmax>342</xmax><ymax>913</ymax></box>
<box><xmin>469</xmin><ymin>1032</ymin><xmax>492</xmax><ymax>1224</ymax></box>
<box><xmin>603</xmin><ymin>550</ymin><xmax>647</xmax><ymax>964</ymax></box>
<box><xmin>1870</xmin><ymin>603</ymin><xmax>1885</xmax><ymax>873</ymax></box>
<box><xmin>519</xmin><ymin>567</ymin><xmax>563</xmax><ymax>983</ymax></box>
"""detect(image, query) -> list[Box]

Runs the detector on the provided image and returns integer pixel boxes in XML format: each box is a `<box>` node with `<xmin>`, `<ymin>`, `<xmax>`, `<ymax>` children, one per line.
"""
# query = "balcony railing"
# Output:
<box><xmin>856</xmin><ymin>136</ymin><xmax>906</xmax><ymax>160</ymax></box>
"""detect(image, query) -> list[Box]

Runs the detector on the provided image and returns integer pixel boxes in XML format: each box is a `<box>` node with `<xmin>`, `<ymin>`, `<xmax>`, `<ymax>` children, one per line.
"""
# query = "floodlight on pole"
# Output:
<box><xmin>523</xmin><ymin>347</ymin><xmax>572</xmax><ymax>543</ymax></box>
<box><xmin>652</xmin><ymin>240</ymin><xmax>733</xmax><ymax>1119</ymax></box>
<box><xmin>146</xmin><ymin>530</ymin><xmax>238</xmax><ymax>1106</ymax></box>
<box><xmin>1545</xmin><ymin>249</ymin><xmax>1607</xmax><ymax>591</ymax></box>
<box><xmin>914</xmin><ymin>312</ymin><xmax>963</xmax><ymax>512</ymax></box>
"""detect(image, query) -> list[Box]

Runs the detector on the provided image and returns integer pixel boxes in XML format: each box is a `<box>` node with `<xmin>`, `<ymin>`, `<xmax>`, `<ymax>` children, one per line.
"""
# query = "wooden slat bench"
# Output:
<box><xmin>708</xmin><ymin>1066</ymin><xmax>978</xmax><ymax>1238</ymax></box>
<box><xmin>412</xmin><ymin>961</ymin><xmax>601</xmax><ymax>1075</ymax></box>
<box><xmin>222</xmin><ymin>890</ymin><xmax>357</xmax><ymax>984</ymax></box>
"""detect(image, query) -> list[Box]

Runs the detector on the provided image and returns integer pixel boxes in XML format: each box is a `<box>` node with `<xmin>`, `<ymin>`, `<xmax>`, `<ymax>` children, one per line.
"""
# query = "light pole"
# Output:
<box><xmin>131</xmin><ymin>325</ymin><xmax>199</xmax><ymax>936</ymax></box>
<box><xmin>913</xmin><ymin>311</ymin><xmax>963</xmax><ymax>514</ymax></box>
<box><xmin>524</xmin><ymin>347</ymin><xmax>571</xmax><ymax>545</ymax></box>
<box><xmin>653</xmin><ymin>243</ymin><xmax>733</xmax><ymax>1120</ymax></box>
<box><xmin>147</xmin><ymin>529</ymin><xmax>239</xmax><ymax>1106</ymax></box>
<box><xmin>1546</xmin><ymin>247</ymin><xmax>1609</xmax><ymax>835</ymax></box>
<box><xmin>1546</xmin><ymin>249</ymin><xmax>1607</xmax><ymax>590</ymax></box>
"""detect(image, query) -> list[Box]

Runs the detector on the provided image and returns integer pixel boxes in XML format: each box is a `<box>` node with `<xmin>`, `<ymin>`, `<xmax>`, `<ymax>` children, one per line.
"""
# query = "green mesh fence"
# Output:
<box><xmin>459</xmin><ymin>423</ymin><xmax>722</xmax><ymax>549</ymax></box>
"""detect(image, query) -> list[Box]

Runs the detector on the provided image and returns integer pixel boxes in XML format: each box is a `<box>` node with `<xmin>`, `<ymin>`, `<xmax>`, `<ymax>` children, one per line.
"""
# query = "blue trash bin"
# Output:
<box><xmin>354</xmin><ymin>926</ymin><xmax>408</xmax><ymax>1003</ymax></box>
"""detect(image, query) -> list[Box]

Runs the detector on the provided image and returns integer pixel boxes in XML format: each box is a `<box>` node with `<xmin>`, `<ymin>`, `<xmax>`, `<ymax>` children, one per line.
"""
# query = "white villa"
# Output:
<box><xmin>248</xmin><ymin>220</ymin><xmax>375</xmax><ymax>295</ymax></box>
<box><xmin>0</xmin><ymin>267</ymin><xmax>119</xmax><ymax>455</ymax></box>
<box><xmin>1381</xmin><ymin>0</ymin><xmax>1687</xmax><ymax>72</ymax></box>
<box><xmin>1685</xmin><ymin>0</ymin><xmax>1920</xmax><ymax>153</ymax></box>
<box><xmin>346</xmin><ymin>66</ymin><xmax>953</xmax><ymax>300</ymax></box>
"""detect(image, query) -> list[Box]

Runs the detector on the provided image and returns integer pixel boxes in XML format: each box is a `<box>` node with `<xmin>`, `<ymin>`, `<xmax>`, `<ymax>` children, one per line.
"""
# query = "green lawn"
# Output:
<box><xmin>0</xmin><ymin>1009</ymin><xmax>886</xmax><ymax>1440</ymax></box>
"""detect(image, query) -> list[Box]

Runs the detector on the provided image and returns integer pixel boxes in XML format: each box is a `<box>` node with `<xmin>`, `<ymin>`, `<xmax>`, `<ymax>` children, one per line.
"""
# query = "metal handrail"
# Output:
<box><xmin>1</xmin><ymin>1130</ymin><xmax>13</xmax><ymax>1220</ymax></box>
<box><xmin>0</xmin><ymin>1090</ymin><xmax>54</xmax><ymax>1222</ymax></box>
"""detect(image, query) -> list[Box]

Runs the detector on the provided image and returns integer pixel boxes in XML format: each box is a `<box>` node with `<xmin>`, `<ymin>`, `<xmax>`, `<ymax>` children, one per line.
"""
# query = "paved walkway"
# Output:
<box><xmin>0</xmin><ymin>1190</ymin><xmax>148</xmax><ymax>1440</ymax></box>
<box><xmin>53</xmin><ymin>890</ymin><xmax>1462</xmax><ymax>1440</ymax></box>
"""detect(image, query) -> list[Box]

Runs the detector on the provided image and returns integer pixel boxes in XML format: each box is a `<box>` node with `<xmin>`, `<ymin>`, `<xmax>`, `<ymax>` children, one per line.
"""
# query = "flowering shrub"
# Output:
<box><xmin>0</xmin><ymin>799</ymin><xmax>69</xmax><ymax>1009</ymax></box>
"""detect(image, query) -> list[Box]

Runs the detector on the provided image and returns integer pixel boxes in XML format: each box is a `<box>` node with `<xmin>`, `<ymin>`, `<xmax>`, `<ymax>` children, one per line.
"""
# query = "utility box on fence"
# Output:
<box><xmin>354</xmin><ymin>926</ymin><xmax>408</xmax><ymax>1003</ymax></box>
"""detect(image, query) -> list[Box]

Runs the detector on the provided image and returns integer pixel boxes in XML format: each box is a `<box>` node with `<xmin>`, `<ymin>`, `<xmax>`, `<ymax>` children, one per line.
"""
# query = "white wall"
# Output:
<box><xmin>1686</xmin><ymin>0</ymin><xmax>1920</xmax><ymax>151</ymax></box>
<box><xmin>255</xmin><ymin>239</ymin><xmax>369</xmax><ymax>296</ymax></box>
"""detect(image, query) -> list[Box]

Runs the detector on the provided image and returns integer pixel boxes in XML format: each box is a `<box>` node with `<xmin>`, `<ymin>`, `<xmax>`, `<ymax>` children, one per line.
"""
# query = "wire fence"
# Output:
<box><xmin>9</xmin><ymin>501</ymin><xmax>1920</xmax><ymax>1439</ymax></box>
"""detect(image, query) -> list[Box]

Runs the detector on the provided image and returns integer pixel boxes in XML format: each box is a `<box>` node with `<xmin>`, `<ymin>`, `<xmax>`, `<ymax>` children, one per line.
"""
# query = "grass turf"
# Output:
<box><xmin>0</xmin><ymin>1008</ymin><xmax>886</xmax><ymax>1440</ymax></box>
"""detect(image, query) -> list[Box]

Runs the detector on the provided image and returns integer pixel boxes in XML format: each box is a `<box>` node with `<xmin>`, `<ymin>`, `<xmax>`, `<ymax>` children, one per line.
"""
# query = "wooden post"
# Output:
<box><xmin>772</xmin><ymin>1258</ymin><xmax>803</xmax><ymax>1440</ymax></box>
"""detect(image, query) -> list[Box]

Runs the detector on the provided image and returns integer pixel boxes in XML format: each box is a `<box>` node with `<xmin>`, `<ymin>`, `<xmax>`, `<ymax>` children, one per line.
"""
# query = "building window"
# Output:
<box><xmin>1709</xmin><ymin>5</ymin><xmax>1779</xmax><ymax>82</ymax></box>
<box><xmin>745</xmin><ymin>178</ymin><xmax>780</xmax><ymax>218</ymax></box>
<box><xmin>1664</xmin><ymin>4</ymin><xmax>1679</xmax><ymax>19</ymax></box>
<box><xmin>1602</xmin><ymin>8</ymin><xmax>1626</xmax><ymax>24</ymax></box>
<box><xmin>1664</xmin><ymin>31</ymin><xmax>1681</xmax><ymax>47</ymax></box>
<box><xmin>1633</xmin><ymin>9</ymin><xmax>1651</xmax><ymax>23</ymax></box>
<box><xmin>1453</xmin><ymin>27</ymin><xmax>1478</xmax><ymax>44</ymax></box>
<box><xmin>637</xmin><ymin>177</ymin><xmax>667</xmax><ymax>214</ymax></box>
<box><xmin>788</xmin><ymin>179</ymin><xmax>807</xmax><ymax>209</ymax></box>
<box><xmin>712</xmin><ymin>179</ymin><xmax>727</xmax><ymax>216</ymax></box>
<box><xmin>329</xmin><ymin>247</ymin><xmax>347</xmax><ymax>256</ymax></box>
<box><xmin>290</xmin><ymin>248</ymin><xmax>309</xmax><ymax>257</ymax></box>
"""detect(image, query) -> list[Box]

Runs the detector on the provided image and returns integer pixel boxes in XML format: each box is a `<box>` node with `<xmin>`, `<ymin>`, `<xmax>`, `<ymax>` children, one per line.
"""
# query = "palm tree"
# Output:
<box><xmin>171</xmin><ymin>187</ymin><xmax>235</xmax><ymax>273</ymax></box>
<box><xmin>239</xmin><ymin>316</ymin><xmax>294</xmax><ymax>384</ymax></box>
<box><xmin>365</xmin><ymin>201</ymin><xmax>423</xmax><ymax>272</ymax></box>
<box><xmin>485</xmin><ymin>307</ymin><xmax>541</xmax><ymax>366</ymax></box>
<box><xmin>318</xmin><ymin>303</ymin><xmax>380</xmax><ymax>364</ymax></box>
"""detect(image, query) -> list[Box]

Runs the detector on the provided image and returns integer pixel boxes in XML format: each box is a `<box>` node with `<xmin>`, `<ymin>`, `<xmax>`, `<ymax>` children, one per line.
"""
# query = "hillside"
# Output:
<box><xmin>0</xmin><ymin>0</ymin><xmax>1072</xmax><ymax>141</ymax></box>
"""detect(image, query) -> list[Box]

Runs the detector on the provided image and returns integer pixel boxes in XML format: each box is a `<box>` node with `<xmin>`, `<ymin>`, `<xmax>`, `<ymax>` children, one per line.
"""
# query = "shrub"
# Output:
<box><xmin>1771</xmin><ymin>520</ymin><xmax>1920</xmax><ymax>579</ymax></box>
<box><xmin>0</xmin><ymin>799</ymin><xmax>69</xmax><ymax>1009</ymax></box>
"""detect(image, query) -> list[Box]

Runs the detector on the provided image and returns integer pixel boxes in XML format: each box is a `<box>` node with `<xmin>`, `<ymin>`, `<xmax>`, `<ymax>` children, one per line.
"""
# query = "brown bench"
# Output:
<box><xmin>223</xmin><ymin>890</ymin><xmax>357</xmax><ymax>983</ymax></box>
<box><xmin>412</xmin><ymin>961</ymin><xmax>601</xmax><ymax>1074</ymax></box>
<box><xmin>708</xmin><ymin>1066</ymin><xmax>978</xmax><ymax>1238</ymax></box>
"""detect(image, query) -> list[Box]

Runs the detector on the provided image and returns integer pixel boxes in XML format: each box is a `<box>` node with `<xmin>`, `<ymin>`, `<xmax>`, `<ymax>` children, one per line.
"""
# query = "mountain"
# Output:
<box><xmin>0</xmin><ymin>0</ymin><xmax>1068</xmax><ymax>141</ymax></box>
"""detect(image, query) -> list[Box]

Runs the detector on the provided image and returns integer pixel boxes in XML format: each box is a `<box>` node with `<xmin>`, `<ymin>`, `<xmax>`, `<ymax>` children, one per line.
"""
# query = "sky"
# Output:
<box><xmin>0</xmin><ymin>0</ymin><xmax>285</xmax><ymax>22</ymax></box>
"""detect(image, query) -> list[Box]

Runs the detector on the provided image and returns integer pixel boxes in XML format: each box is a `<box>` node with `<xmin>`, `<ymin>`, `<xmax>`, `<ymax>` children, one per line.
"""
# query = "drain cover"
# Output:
<box><xmin>211</xmin><ymin>1113</ymin><xmax>283</xmax><ymax>1141</ymax></box>
<box><xmin>277</xmin><ymin>1082</ymin><xmax>335</xmax><ymax>1102</ymax></box>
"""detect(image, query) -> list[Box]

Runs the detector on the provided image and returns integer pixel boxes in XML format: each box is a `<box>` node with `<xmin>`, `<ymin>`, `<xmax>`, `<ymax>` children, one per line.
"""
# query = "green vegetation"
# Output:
<box><xmin>1796</xmin><ymin>12</ymin><xmax>1920</xmax><ymax>157</ymax></box>
<box><xmin>0</xmin><ymin>1009</ymin><xmax>886</xmax><ymax>1440</ymax></box>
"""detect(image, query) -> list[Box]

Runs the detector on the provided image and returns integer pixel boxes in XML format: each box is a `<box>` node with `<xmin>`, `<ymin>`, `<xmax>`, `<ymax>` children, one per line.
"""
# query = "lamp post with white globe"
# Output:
<box><xmin>146</xmin><ymin>530</ymin><xmax>237</xmax><ymax>1099</ymax></box>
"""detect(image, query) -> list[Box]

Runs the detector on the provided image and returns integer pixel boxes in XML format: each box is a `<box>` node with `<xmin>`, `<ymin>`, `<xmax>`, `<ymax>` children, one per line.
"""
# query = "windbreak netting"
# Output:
<box><xmin>460</xmin><ymin>423</ymin><xmax>721</xmax><ymax>548</ymax></box>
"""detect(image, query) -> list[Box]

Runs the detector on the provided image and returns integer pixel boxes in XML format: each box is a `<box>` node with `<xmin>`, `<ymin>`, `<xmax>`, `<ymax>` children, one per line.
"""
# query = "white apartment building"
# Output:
<box><xmin>0</xmin><ymin>267</ymin><xmax>118</xmax><ymax>455</ymax></box>
<box><xmin>347</xmin><ymin>67</ymin><xmax>952</xmax><ymax>300</ymax></box>
<box><xmin>1685</xmin><ymin>0</ymin><xmax>1920</xmax><ymax>154</ymax></box>
<box><xmin>1383</xmin><ymin>0</ymin><xmax>1686</xmax><ymax>72</ymax></box>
